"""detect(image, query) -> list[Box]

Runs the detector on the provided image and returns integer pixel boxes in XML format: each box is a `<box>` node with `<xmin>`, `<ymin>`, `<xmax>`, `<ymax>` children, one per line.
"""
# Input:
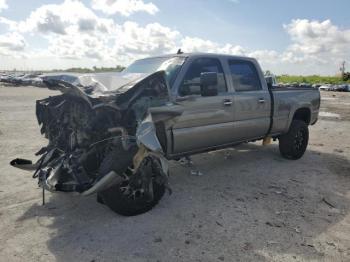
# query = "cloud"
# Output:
<box><xmin>0</xmin><ymin>1</ymin><xmax>176</xmax><ymax>62</ymax></box>
<box><xmin>0</xmin><ymin>1</ymin><xmax>169</xmax><ymax>64</ymax></box>
<box><xmin>48</xmin><ymin>34</ymin><xmax>109</xmax><ymax>60</ymax></box>
<box><xmin>0</xmin><ymin>0</ymin><xmax>348</xmax><ymax>75</ymax></box>
<box><xmin>0</xmin><ymin>0</ymin><xmax>122</xmax><ymax>61</ymax></box>
<box><xmin>181</xmin><ymin>20</ymin><xmax>350</xmax><ymax>74</ymax></box>
<box><xmin>5</xmin><ymin>0</ymin><xmax>115</xmax><ymax>36</ymax></box>
<box><xmin>178</xmin><ymin>19</ymin><xmax>350</xmax><ymax>75</ymax></box>
<box><xmin>91</xmin><ymin>0</ymin><xmax>159</xmax><ymax>16</ymax></box>
<box><xmin>0</xmin><ymin>32</ymin><xmax>27</xmax><ymax>57</ymax></box>
<box><xmin>283</xmin><ymin>19</ymin><xmax>350</xmax><ymax>64</ymax></box>
<box><xmin>180</xmin><ymin>37</ymin><xmax>246</xmax><ymax>55</ymax></box>
<box><xmin>180</xmin><ymin>37</ymin><xmax>219</xmax><ymax>53</ymax></box>
<box><xmin>0</xmin><ymin>0</ymin><xmax>7</xmax><ymax>12</ymax></box>
<box><xmin>0</xmin><ymin>32</ymin><xmax>26</xmax><ymax>51</ymax></box>
<box><xmin>249</xmin><ymin>50</ymin><xmax>279</xmax><ymax>64</ymax></box>
<box><xmin>115</xmin><ymin>22</ymin><xmax>180</xmax><ymax>54</ymax></box>
<box><xmin>45</xmin><ymin>20</ymin><xmax>180</xmax><ymax>62</ymax></box>
<box><xmin>179</xmin><ymin>37</ymin><xmax>283</xmax><ymax>70</ymax></box>
<box><xmin>0</xmin><ymin>16</ymin><xmax>17</xmax><ymax>30</ymax></box>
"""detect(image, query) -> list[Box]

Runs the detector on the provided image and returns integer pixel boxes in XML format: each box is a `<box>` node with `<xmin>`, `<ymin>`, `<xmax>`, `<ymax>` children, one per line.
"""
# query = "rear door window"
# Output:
<box><xmin>228</xmin><ymin>60</ymin><xmax>262</xmax><ymax>91</ymax></box>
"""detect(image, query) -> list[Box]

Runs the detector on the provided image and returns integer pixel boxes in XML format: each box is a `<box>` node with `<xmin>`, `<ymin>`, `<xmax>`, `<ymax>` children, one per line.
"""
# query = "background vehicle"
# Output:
<box><xmin>12</xmin><ymin>53</ymin><xmax>320</xmax><ymax>216</ymax></box>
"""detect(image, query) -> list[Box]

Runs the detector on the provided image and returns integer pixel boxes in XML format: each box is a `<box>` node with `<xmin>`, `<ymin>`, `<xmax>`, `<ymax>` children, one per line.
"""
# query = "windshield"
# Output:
<box><xmin>124</xmin><ymin>57</ymin><xmax>186</xmax><ymax>87</ymax></box>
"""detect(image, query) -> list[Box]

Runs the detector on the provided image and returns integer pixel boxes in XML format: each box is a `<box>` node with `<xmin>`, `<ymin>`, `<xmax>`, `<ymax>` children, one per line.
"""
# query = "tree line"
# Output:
<box><xmin>48</xmin><ymin>65</ymin><xmax>126</xmax><ymax>73</ymax></box>
<box><xmin>276</xmin><ymin>75</ymin><xmax>350</xmax><ymax>85</ymax></box>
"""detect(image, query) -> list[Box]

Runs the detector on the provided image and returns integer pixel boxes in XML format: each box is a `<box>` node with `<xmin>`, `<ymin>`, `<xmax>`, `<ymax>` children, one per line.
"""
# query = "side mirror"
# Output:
<box><xmin>265</xmin><ymin>76</ymin><xmax>273</xmax><ymax>89</ymax></box>
<box><xmin>200</xmin><ymin>72</ymin><xmax>218</xmax><ymax>96</ymax></box>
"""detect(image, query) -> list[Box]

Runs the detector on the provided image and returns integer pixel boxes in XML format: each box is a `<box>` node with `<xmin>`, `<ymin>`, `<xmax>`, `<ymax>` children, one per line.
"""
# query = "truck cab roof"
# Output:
<box><xmin>138</xmin><ymin>52</ymin><xmax>257</xmax><ymax>62</ymax></box>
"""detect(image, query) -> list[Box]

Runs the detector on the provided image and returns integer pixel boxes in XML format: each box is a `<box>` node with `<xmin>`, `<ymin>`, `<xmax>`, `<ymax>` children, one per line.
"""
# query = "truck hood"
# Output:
<box><xmin>41</xmin><ymin>71</ymin><xmax>154</xmax><ymax>99</ymax></box>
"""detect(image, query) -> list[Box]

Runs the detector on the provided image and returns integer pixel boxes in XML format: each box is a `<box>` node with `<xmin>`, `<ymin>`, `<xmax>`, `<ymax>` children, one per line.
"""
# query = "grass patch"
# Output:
<box><xmin>277</xmin><ymin>75</ymin><xmax>350</xmax><ymax>85</ymax></box>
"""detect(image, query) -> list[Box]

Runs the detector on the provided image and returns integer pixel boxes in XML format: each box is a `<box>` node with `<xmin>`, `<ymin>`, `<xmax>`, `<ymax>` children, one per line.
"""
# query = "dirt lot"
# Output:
<box><xmin>0</xmin><ymin>86</ymin><xmax>349</xmax><ymax>262</ymax></box>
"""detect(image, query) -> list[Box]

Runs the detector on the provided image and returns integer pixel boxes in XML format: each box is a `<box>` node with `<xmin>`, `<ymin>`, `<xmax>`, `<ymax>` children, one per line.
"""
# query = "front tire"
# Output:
<box><xmin>98</xmin><ymin>157</ymin><xmax>166</xmax><ymax>216</ymax></box>
<box><xmin>279</xmin><ymin>120</ymin><xmax>309</xmax><ymax>160</ymax></box>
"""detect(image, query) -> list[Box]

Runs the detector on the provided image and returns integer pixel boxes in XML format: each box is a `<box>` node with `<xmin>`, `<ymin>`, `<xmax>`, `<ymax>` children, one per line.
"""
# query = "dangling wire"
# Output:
<box><xmin>42</xmin><ymin>183</ymin><xmax>45</xmax><ymax>206</ymax></box>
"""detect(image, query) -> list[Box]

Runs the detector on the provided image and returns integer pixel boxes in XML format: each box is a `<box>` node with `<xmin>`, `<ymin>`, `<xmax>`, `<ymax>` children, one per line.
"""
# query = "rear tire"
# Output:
<box><xmin>279</xmin><ymin>120</ymin><xmax>309</xmax><ymax>160</ymax></box>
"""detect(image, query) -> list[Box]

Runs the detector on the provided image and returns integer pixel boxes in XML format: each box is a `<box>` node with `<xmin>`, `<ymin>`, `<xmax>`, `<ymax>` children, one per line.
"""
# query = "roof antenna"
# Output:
<box><xmin>177</xmin><ymin>49</ymin><xmax>183</xmax><ymax>54</ymax></box>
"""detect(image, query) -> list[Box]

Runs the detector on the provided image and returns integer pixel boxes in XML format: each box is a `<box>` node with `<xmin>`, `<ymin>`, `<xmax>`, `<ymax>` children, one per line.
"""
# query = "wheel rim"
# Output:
<box><xmin>294</xmin><ymin>129</ymin><xmax>305</xmax><ymax>152</ymax></box>
<box><xmin>119</xmin><ymin>169</ymin><xmax>149</xmax><ymax>201</ymax></box>
<box><xmin>118</xmin><ymin>158</ymin><xmax>159</xmax><ymax>201</ymax></box>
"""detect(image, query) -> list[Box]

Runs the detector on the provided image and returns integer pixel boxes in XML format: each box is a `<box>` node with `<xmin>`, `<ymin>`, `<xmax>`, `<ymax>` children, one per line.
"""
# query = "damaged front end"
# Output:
<box><xmin>11</xmin><ymin>71</ymin><xmax>181</xmax><ymax>215</ymax></box>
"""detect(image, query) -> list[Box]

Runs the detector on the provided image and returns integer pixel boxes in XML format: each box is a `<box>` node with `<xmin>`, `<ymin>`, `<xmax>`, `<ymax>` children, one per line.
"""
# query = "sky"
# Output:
<box><xmin>0</xmin><ymin>0</ymin><xmax>349</xmax><ymax>75</ymax></box>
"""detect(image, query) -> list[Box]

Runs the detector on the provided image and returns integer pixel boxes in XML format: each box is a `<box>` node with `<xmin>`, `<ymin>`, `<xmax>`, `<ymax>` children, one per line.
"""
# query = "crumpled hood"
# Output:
<box><xmin>41</xmin><ymin>71</ymin><xmax>153</xmax><ymax>98</ymax></box>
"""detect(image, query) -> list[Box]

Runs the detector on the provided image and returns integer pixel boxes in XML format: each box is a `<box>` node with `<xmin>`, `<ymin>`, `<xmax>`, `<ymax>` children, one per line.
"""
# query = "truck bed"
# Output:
<box><xmin>270</xmin><ymin>87</ymin><xmax>320</xmax><ymax>135</ymax></box>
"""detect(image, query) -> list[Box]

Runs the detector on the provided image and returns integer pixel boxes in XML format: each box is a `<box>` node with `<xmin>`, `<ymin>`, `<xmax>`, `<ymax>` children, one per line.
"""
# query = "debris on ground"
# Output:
<box><xmin>215</xmin><ymin>221</ymin><xmax>224</xmax><ymax>227</ymax></box>
<box><xmin>322</xmin><ymin>197</ymin><xmax>336</xmax><ymax>208</ymax></box>
<box><xmin>179</xmin><ymin>156</ymin><xmax>193</xmax><ymax>166</ymax></box>
<box><xmin>294</xmin><ymin>227</ymin><xmax>301</xmax><ymax>233</ymax></box>
<box><xmin>266</xmin><ymin>221</ymin><xmax>285</xmax><ymax>228</ymax></box>
<box><xmin>242</xmin><ymin>242</ymin><xmax>253</xmax><ymax>251</ymax></box>
<box><xmin>224</xmin><ymin>151</ymin><xmax>233</xmax><ymax>160</ymax></box>
<box><xmin>154</xmin><ymin>237</ymin><xmax>162</xmax><ymax>243</ymax></box>
<box><xmin>334</xmin><ymin>149</ymin><xmax>344</xmax><ymax>153</ymax></box>
<box><xmin>190</xmin><ymin>170</ymin><xmax>203</xmax><ymax>176</ymax></box>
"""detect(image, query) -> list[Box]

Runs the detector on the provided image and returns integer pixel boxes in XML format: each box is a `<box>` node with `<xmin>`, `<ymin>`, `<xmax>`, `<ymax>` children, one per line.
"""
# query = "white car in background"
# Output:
<box><xmin>319</xmin><ymin>85</ymin><xmax>330</xmax><ymax>91</ymax></box>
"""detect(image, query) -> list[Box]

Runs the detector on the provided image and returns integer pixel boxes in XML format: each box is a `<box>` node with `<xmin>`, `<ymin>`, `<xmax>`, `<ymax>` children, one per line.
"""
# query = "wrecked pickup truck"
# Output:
<box><xmin>11</xmin><ymin>53</ymin><xmax>320</xmax><ymax>216</ymax></box>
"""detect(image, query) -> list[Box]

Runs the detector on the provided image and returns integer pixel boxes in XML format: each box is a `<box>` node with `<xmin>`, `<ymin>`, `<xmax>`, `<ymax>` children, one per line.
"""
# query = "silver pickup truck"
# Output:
<box><xmin>11</xmin><ymin>53</ymin><xmax>320</xmax><ymax>216</ymax></box>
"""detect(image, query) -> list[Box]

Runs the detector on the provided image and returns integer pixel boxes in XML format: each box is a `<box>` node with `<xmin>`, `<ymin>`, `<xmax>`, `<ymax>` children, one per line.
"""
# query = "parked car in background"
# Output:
<box><xmin>0</xmin><ymin>72</ymin><xmax>44</xmax><ymax>87</ymax></box>
<box><xmin>336</xmin><ymin>84</ymin><xmax>349</xmax><ymax>92</ymax></box>
<box><xmin>319</xmin><ymin>85</ymin><xmax>331</xmax><ymax>91</ymax></box>
<box><xmin>299</xmin><ymin>83</ymin><xmax>312</xmax><ymax>88</ymax></box>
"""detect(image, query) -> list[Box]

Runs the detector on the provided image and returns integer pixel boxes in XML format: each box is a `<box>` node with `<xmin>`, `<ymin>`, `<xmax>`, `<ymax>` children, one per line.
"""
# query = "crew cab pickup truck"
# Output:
<box><xmin>11</xmin><ymin>53</ymin><xmax>320</xmax><ymax>216</ymax></box>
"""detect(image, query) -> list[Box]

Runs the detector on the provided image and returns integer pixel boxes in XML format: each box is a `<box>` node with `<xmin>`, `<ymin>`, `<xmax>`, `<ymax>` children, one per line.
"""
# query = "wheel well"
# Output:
<box><xmin>155</xmin><ymin>122</ymin><xmax>167</xmax><ymax>152</ymax></box>
<box><xmin>293</xmin><ymin>108</ymin><xmax>311</xmax><ymax>124</ymax></box>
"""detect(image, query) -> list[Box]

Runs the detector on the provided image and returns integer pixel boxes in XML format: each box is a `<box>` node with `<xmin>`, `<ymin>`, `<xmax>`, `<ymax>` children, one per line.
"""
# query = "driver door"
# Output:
<box><xmin>172</xmin><ymin>57</ymin><xmax>235</xmax><ymax>154</ymax></box>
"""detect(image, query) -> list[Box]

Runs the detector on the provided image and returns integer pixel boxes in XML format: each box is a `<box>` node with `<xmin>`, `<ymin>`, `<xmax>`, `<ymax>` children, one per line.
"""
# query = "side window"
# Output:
<box><xmin>229</xmin><ymin>60</ymin><xmax>261</xmax><ymax>91</ymax></box>
<box><xmin>179</xmin><ymin>58</ymin><xmax>227</xmax><ymax>96</ymax></box>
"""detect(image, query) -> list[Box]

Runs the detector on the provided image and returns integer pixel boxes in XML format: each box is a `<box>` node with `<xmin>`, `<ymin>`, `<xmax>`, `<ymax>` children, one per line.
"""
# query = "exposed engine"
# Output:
<box><xmin>11</xmin><ymin>71</ymin><xmax>173</xmax><ymax>196</ymax></box>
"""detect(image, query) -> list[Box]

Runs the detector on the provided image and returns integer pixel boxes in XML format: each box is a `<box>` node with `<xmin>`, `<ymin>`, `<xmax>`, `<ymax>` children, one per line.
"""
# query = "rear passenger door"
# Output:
<box><xmin>228</xmin><ymin>59</ymin><xmax>271</xmax><ymax>141</ymax></box>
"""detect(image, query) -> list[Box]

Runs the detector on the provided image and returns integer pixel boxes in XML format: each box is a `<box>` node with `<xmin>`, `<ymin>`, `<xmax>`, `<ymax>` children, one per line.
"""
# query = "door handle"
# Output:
<box><xmin>223</xmin><ymin>99</ymin><xmax>232</xmax><ymax>106</ymax></box>
<box><xmin>258</xmin><ymin>98</ymin><xmax>265</xmax><ymax>104</ymax></box>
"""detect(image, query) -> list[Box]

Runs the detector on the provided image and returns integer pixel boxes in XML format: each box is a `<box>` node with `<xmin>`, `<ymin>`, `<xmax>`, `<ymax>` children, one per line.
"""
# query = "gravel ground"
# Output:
<box><xmin>0</xmin><ymin>86</ymin><xmax>349</xmax><ymax>262</ymax></box>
